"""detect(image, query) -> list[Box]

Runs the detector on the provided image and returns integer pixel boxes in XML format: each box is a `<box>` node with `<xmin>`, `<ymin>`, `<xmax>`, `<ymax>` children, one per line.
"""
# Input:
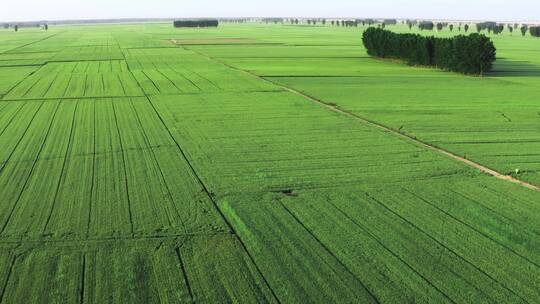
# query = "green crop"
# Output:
<box><xmin>0</xmin><ymin>22</ymin><xmax>538</xmax><ymax>303</ymax></box>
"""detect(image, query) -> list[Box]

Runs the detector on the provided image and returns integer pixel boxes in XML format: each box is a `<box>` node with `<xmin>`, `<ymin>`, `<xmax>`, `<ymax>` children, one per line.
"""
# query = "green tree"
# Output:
<box><xmin>449</xmin><ymin>24</ymin><xmax>454</xmax><ymax>31</ymax></box>
<box><xmin>492</xmin><ymin>24</ymin><xmax>504</xmax><ymax>34</ymax></box>
<box><xmin>418</xmin><ymin>21</ymin><xmax>434</xmax><ymax>31</ymax></box>
<box><xmin>464</xmin><ymin>24</ymin><xmax>469</xmax><ymax>32</ymax></box>
<box><xmin>530</xmin><ymin>26</ymin><xmax>540</xmax><ymax>37</ymax></box>
<box><xmin>521</xmin><ymin>25</ymin><xmax>528</xmax><ymax>36</ymax></box>
<box><xmin>362</xmin><ymin>28</ymin><xmax>496</xmax><ymax>75</ymax></box>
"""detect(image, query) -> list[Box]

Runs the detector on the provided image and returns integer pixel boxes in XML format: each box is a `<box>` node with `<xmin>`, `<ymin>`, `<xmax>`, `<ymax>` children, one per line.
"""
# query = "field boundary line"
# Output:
<box><xmin>175</xmin><ymin>247</ymin><xmax>194</xmax><ymax>301</ymax></box>
<box><xmin>0</xmin><ymin>64</ymin><xmax>43</xmax><ymax>68</ymax></box>
<box><xmin>188</xmin><ymin>49</ymin><xmax>539</xmax><ymax>192</ymax></box>
<box><xmin>79</xmin><ymin>253</ymin><xmax>86</xmax><ymax>304</ymax></box>
<box><xmin>110</xmin><ymin>101</ymin><xmax>135</xmax><ymax>235</ymax></box>
<box><xmin>86</xmin><ymin>100</ymin><xmax>97</xmax><ymax>238</ymax></box>
<box><xmin>0</xmin><ymin>231</ymin><xmax>232</xmax><ymax>246</ymax></box>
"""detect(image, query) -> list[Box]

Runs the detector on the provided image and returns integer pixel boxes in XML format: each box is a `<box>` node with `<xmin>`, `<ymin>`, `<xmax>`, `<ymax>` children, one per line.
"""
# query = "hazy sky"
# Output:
<box><xmin>2</xmin><ymin>0</ymin><xmax>538</xmax><ymax>22</ymax></box>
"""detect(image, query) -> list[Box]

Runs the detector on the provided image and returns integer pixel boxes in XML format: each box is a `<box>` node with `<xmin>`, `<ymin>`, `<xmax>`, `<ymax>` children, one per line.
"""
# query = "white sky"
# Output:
<box><xmin>1</xmin><ymin>0</ymin><xmax>538</xmax><ymax>23</ymax></box>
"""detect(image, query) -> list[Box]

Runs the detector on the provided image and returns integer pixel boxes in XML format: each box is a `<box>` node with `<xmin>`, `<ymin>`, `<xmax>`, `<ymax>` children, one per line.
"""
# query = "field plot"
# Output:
<box><xmin>2</xmin><ymin>63</ymin><xmax>143</xmax><ymax>100</ymax></box>
<box><xmin>0</xmin><ymin>23</ymin><xmax>538</xmax><ymax>303</ymax></box>
<box><xmin>0</xmin><ymin>66</ymin><xmax>37</xmax><ymax>96</ymax></box>
<box><xmin>52</xmin><ymin>45</ymin><xmax>125</xmax><ymax>61</ymax></box>
<box><xmin>125</xmin><ymin>47</ymin><xmax>279</xmax><ymax>93</ymax></box>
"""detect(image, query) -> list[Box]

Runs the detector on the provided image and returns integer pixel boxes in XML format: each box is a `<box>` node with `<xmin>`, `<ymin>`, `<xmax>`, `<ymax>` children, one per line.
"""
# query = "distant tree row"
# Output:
<box><xmin>283</xmin><ymin>18</ymin><xmax>407</xmax><ymax>28</ymax></box>
<box><xmin>262</xmin><ymin>18</ymin><xmax>284</xmax><ymax>24</ymax></box>
<box><xmin>530</xmin><ymin>26</ymin><xmax>540</xmax><ymax>37</ymax></box>
<box><xmin>411</xmin><ymin>20</ymin><xmax>540</xmax><ymax>37</ymax></box>
<box><xmin>418</xmin><ymin>21</ymin><xmax>435</xmax><ymax>31</ymax></box>
<box><xmin>221</xmin><ymin>18</ymin><xmax>249</xmax><ymax>23</ymax></box>
<box><xmin>329</xmin><ymin>20</ymin><xmax>359</xmax><ymax>27</ymax></box>
<box><xmin>475</xmin><ymin>22</ymin><xmax>504</xmax><ymax>34</ymax></box>
<box><xmin>173</xmin><ymin>20</ymin><xmax>218</xmax><ymax>28</ymax></box>
<box><xmin>362</xmin><ymin>28</ymin><xmax>496</xmax><ymax>75</ymax></box>
<box><xmin>2</xmin><ymin>23</ymin><xmax>48</xmax><ymax>31</ymax></box>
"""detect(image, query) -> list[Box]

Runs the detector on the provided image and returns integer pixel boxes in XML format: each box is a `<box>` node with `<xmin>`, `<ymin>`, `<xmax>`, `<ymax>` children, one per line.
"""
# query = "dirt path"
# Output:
<box><xmin>189</xmin><ymin>49</ymin><xmax>540</xmax><ymax>193</ymax></box>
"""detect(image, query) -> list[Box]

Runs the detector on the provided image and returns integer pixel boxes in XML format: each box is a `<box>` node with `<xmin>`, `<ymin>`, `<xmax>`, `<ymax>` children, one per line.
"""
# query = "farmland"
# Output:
<box><xmin>0</xmin><ymin>22</ymin><xmax>539</xmax><ymax>303</ymax></box>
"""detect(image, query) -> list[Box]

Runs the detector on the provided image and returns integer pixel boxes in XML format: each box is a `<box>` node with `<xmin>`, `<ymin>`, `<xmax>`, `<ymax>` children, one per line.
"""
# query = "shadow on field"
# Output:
<box><xmin>486</xmin><ymin>59</ymin><xmax>540</xmax><ymax>77</ymax></box>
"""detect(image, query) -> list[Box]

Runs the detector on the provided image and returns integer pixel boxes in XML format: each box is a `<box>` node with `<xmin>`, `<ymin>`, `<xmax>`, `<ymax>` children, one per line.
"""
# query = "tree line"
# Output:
<box><xmin>173</xmin><ymin>20</ymin><xmax>219</xmax><ymax>28</ymax></box>
<box><xmin>362</xmin><ymin>28</ymin><xmax>496</xmax><ymax>75</ymax></box>
<box><xmin>530</xmin><ymin>26</ymin><xmax>540</xmax><ymax>37</ymax></box>
<box><xmin>414</xmin><ymin>20</ymin><xmax>539</xmax><ymax>37</ymax></box>
<box><xmin>2</xmin><ymin>23</ymin><xmax>48</xmax><ymax>31</ymax></box>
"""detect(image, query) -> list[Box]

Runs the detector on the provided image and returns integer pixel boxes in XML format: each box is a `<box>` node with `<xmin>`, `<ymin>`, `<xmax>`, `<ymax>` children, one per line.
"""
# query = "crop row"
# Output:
<box><xmin>3</xmin><ymin>71</ymin><xmax>143</xmax><ymax>100</ymax></box>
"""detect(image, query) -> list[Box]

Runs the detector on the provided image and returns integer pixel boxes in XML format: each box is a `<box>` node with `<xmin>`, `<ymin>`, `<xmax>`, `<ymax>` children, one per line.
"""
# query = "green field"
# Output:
<box><xmin>0</xmin><ymin>22</ymin><xmax>539</xmax><ymax>303</ymax></box>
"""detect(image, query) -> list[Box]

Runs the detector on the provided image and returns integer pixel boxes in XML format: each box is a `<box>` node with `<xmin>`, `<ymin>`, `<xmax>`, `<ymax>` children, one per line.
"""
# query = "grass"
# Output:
<box><xmin>0</xmin><ymin>22</ymin><xmax>538</xmax><ymax>303</ymax></box>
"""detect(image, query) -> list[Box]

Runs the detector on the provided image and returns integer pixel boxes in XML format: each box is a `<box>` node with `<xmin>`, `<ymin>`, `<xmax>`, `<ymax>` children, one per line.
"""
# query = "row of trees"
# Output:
<box><xmin>173</xmin><ymin>20</ymin><xmax>218</xmax><ymax>28</ymax></box>
<box><xmin>411</xmin><ymin>20</ymin><xmax>540</xmax><ymax>37</ymax></box>
<box><xmin>530</xmin><ymin>26</ymin><xmax>540</xmax><ymax>37</ymax></box>
<box><xmin>362</xmin><ymin>28</ymin><xmax>496</xmax><ymax>75</ymax></box>
<box><xmin>2</xmin><ymin>23</ymin><xmax>48</xmax><ymax>31</ymax></box>
<box><xmin>263</xmin><ymin>18</ymin><xmax>284</xmax><ymax>24</ymax></box>
<box><xmin>290</xmin><ymin>18</ymin><xmax>398</xmax><ymax>27</ymax></box>
<box><xmin>237</xmin><ymin>18</ymin><xmax>539</xmax><ymax>38</ymax></box>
